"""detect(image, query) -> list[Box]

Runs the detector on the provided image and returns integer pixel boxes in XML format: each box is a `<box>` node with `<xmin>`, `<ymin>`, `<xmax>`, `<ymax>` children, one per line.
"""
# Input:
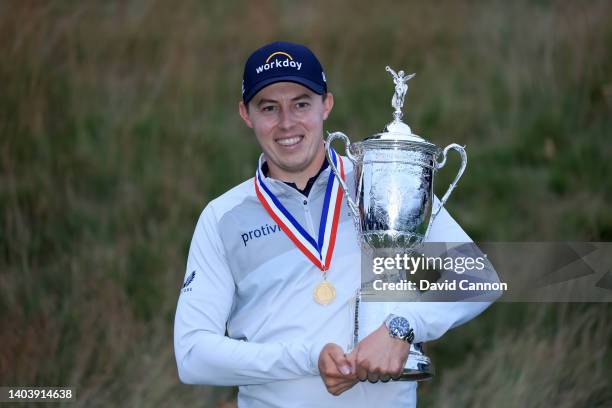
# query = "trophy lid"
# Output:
<box><xmin>366</xmin><ymin>67</ymin><xmax>436</xmax><ymax>150</ymax></box>
<box><xmin>376</xmin><ymin>118</ymin><xmax>430</xmax><ymax>143</ymax></box>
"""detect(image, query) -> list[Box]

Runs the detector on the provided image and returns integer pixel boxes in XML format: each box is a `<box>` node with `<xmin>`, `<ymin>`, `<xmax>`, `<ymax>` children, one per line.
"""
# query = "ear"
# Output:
<box><xmin>239</xmin><ymin>101</ymin><xmax>254</xmax><ymax>128</ymax></box>
<box><xmin>322</xmin><ymin>92</ymin><xmax>334</xmax><ymax>121</ymax></box>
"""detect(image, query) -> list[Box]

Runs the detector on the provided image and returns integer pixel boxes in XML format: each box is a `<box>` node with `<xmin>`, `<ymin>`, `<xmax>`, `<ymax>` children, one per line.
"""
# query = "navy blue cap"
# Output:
<box><xmin>242</xmin><ymin>41</ymin><xmax>327</xmax><ymax>104</ymax></box>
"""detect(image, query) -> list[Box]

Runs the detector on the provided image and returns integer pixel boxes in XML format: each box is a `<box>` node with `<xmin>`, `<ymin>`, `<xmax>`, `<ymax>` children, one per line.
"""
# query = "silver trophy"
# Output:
<box><xmin>325</xmin><ymin>66</ymin><xmax>467</xmax><ymax>381</ymax></box>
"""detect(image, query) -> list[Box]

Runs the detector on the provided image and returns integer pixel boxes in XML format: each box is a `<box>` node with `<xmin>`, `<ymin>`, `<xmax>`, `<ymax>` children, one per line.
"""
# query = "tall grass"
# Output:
<box><xmin>1</xmin><ymin>0</ymin><xmax>611</xmax><ymax>406</ymax></box>
<box><xmin>424</xmin><ymin>304</ymin><xmax>612</xmax><ymax>407</ymax></box>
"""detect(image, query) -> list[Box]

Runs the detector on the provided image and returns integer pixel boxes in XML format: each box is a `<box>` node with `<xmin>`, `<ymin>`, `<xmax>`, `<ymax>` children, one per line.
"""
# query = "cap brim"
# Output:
<box><xmin>243</xmin><ymin>75</ymin><xmax>326</xmax><ymax>104</ymax></box>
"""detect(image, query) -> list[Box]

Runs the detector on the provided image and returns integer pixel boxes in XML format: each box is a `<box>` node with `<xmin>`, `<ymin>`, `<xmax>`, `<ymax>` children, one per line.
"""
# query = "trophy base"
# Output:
<box><xmin>396</xmin><ymin>345</ymin><xmax>434</xmax><ymax>381</ymax></box>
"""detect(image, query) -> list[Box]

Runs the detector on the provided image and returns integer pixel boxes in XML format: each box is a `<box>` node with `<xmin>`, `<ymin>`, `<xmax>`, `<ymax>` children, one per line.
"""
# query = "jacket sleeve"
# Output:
<box><xmin>173</xmin><ymin>205</ymin><xmax>325</xmax><ymax>386</ymax></box>
<box><xmin>391</xmin><ymin>199</ymin><xmax>502</xmax><ymax>344</ymax></box>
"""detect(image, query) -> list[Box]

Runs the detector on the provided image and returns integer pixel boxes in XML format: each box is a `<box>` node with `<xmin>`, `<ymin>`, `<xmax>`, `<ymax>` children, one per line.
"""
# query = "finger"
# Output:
<box><xmin>319</xmin><ymin>357</ymin><xmax>339</xmax><ymax>380</ymax></box>
<box><xmin>345</xmin><ymin>349</ymin><xmax>358</xmax><ymax>374</ymax></box>
<box><xmin>355</xmin><ymin>352</ymin><xmax>370</xmax><ymax>381</ymax></box>
<box><xmin>322</xmin><ymin>367</ymin><xmax>347</xmax><ymax>383</ymax></box>
<box><xmin>328</xmin><ymin>347</ymin><xmax>352</xmax><ymax>376</ymax></box>
<box><xmin>318</xmin><ymin>344</ymin><xmax>336</xmax><ymax>375</ymax></box>
<box><xmin>329</xmin><ymin>385</ymin><xmax>350</xmax><ymax>396</ymax></box>
<box><xmin>328</xmin><ymin>385</ymin><xmax>346</xmax><ymax>396</ymax></box>
<box><xmin>329</xmin><ymin>379</ymin><xmax>358</xmax><ymax>396</ymax></box>
<box><xmin>320</xmin><ymin>344</ymin><xmax>349</xmax><ymax>379</ymax></box>
<box><xmin>367</xmin><ymin>369</ymin><xmax>380</xmax><ymax>383</ymax></box>
<box><xmin>327</xmin><ymin>380</ymin><xmax>352</xmax><ymax>393</ymax></box>
<box><xmin>380</xmin><ymin>375</ymin><xmax>391</xmax><ymax>383</ymax></box>
<box><xmin>391</xmin><ymin>362</ymin><xmax>405</xmax><ymax>380</ymax></box>
<box><xmin>356</xmin><ymin>364</ymin><xmax>368</xmax><ymax>381</ymax></box>
<box><xmin>324</xmin><ymin>376</ymin><xmax>353</xmax><ymax>388</ymax></box>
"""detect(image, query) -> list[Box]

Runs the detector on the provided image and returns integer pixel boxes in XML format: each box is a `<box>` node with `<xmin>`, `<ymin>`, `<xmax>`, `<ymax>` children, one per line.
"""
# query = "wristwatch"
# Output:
<box><xmin>384</xmin><ymin>314</ymin><xmax>414</xmax><ymax>343</ymax></box>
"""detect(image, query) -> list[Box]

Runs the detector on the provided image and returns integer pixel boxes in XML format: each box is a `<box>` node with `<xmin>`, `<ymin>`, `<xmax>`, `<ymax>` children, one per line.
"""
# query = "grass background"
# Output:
<box><xmin>1</xmin><ymin>0</ymin><xmax>611</xmax><ymax>406</ymax></box>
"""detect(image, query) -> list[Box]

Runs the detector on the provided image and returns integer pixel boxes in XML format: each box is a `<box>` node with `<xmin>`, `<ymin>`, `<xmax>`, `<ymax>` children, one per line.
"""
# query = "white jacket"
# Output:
<box><xmin>174</xmin><ymin>157</ymin><xmax>495</xmax><ymax>407</ymax></box>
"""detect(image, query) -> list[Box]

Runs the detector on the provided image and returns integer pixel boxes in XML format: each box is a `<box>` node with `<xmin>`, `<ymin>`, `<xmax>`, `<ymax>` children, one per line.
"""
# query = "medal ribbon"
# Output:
<box><xmin>254</xmin><ymin>149</ymin><xmax>345</xmax><ymax>271</ymax></box>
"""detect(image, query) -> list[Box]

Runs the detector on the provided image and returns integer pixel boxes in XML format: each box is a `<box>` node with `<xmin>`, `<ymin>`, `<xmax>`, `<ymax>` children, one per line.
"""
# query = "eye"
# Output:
<box><xmin>260</xmin><ymin>105</ymin><xmax>277</xmax><ymax>113</ymax></box>
<box><xmin>295</xmin><ymin>101</ymin><xmax>310</xmax><ymax>109</ymax></box>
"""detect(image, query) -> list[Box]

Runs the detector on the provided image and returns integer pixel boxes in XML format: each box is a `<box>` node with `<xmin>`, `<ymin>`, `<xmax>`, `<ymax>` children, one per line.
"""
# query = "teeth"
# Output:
<box><xmin>277</xmin><ymin>136</ymin><xmax>302</xmax><ymax>146</ymax></box>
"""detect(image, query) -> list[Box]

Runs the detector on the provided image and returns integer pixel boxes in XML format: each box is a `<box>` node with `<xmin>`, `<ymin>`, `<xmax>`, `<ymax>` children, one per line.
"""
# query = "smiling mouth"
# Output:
<box><xmin>275</xmin><ymin>135</ymin><xmax>303</xmax><ymax>147</ymax></box>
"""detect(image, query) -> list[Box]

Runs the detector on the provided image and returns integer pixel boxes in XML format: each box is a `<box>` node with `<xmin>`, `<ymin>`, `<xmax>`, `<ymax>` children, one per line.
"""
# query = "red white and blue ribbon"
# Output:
<box><xmin>254</xmin><ymin>150</ymin><xmax>345</xmax><ymax>271</ymax></box>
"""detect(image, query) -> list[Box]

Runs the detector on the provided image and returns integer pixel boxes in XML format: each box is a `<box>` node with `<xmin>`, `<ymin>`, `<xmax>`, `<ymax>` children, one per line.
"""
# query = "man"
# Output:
<box><xmin>174</xmin><ymin>41</ymin><xmax>495</xmax><ymax>407</ymax></box>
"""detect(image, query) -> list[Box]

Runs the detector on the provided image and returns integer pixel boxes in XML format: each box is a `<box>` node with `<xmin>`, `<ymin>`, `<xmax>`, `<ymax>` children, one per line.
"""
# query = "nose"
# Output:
<box><xmin>278</xmin><ymin>108</ymin><xmax>296</xmax><ymax>130</ymax></box>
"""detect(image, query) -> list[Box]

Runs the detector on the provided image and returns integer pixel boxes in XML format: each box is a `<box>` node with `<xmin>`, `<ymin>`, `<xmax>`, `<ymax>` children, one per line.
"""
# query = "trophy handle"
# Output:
<box><xmin>431</xmin><ymin>143</ymin><xmax>467</xmax><ymax>221</ymax></box>
<box><xmin>325</xmin><ymin>131</ymin><xmax>359</xmax><ymax>218</ymax></box>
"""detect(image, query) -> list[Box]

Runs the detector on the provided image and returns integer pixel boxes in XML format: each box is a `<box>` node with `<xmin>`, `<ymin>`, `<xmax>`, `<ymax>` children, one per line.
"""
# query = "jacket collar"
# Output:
<box><xmin>256</xmin><ymin>154</ymin><xmax>332</xmax><ymax>198</ymax></box>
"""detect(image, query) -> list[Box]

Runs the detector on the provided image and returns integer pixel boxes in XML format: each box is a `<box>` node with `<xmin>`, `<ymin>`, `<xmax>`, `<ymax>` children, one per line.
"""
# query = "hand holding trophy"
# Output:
<box><xmin>325</xmin><ymin>67</ymin><xmax>468</xmax><ymax>381</ymax></box>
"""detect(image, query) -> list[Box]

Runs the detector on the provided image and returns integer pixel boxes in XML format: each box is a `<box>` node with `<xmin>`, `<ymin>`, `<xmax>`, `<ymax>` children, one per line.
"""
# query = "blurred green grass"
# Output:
<box><xmin>1</xmin><ymin>0</ymin><xmax>611</xmax><ymax>406</ymax></box>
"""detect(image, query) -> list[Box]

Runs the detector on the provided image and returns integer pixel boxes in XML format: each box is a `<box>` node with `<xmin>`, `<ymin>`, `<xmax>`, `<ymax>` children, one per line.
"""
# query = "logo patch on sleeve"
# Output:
<box><xmin>181</xmin><ymin>270</ymin><xmax>196</xmax><ymax>293</ymax></box>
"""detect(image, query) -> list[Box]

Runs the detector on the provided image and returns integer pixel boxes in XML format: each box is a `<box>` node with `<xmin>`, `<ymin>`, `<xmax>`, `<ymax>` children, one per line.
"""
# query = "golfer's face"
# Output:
<box><xmin>240</xmin><ymin>82</ymin><xmax>333</xmax><ymax>179</ymax></box>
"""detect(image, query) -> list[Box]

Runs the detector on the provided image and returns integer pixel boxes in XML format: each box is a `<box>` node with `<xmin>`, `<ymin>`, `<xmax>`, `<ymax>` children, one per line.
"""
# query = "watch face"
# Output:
<box><xmin>389</xmin><ymin>316</ymin><xmax>411</xmax><ymax>338</ymax></box>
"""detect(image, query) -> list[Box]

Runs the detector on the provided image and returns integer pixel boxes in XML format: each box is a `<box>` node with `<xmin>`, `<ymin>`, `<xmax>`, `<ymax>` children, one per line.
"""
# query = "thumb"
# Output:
<box><xmin>327</xmin><ymin>344</ymin><xmax>352</xmax><ymax>376</ymax></box>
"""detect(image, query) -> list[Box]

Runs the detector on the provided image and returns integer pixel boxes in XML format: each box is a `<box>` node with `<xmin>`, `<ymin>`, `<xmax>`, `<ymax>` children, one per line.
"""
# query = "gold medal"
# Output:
<box><xmin>313</xmin><ymin>280</ymin><xmax>336</xmax><ymax>305</ymax></box>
